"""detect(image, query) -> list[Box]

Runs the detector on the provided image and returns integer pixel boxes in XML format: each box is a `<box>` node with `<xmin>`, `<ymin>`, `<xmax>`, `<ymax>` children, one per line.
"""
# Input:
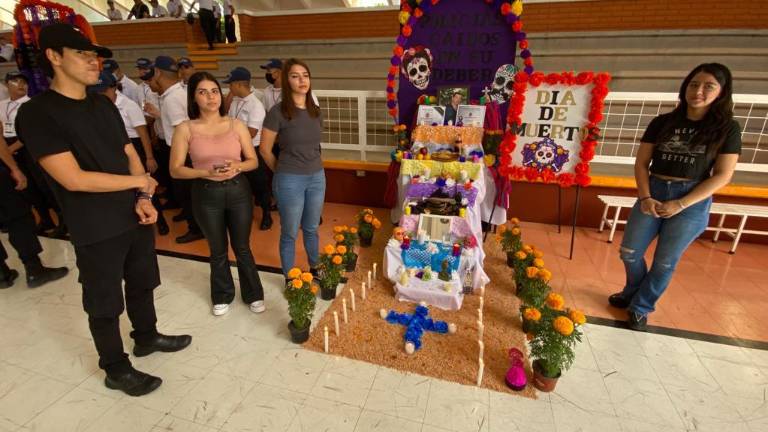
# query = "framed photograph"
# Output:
<box><xmin>437</xmin><ymin>86</ymin><xmax>469</xmax><ymax>107</ymax></box>
<box><xmin>455</xmin><ymin>104</ymin><xmax>486</xmax><ymax>127</ymax></box>
<box><xmin>416</xmin><ymin>105</ymin><xmax>445</xmax><ymax>126</ymax></box>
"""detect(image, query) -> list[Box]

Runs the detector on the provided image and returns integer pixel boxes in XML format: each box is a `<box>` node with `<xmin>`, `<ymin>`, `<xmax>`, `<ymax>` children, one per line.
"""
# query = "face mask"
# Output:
<box><xmin>265</xmin><ymin>73</ymin><xmax>276</xmax><ymax>85</ymax></box>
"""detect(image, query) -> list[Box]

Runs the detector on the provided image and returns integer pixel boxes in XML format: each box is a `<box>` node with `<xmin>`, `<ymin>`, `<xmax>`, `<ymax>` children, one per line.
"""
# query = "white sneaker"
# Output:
<box><xmin>250</xmin><ymin>300</ymin><xmax>266</xmax><ymax>313</ymax></box>
<box><xmin>212</xmin><ymin>303</ymin><xmax>230</xmax><ymax>316</ymax></box>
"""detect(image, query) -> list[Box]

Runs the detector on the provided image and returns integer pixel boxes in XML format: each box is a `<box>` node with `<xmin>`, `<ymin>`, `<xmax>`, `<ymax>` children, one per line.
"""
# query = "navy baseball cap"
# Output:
<box><xmin>5</xmin><ymin>71</ymin><xmax>28</xmax><ymax>83</ymax></box>
<box><xmin>223</xmin><ymin>67</ymin><xmax>251</xmax><ymax>83</ymax></box>
<box><xmin>135</xmin><ymin>57</ymin><xmax>152</xmax><ymax>69</ymax></box>
<box><xmin>259</xmin><ymin>58</ymin><xmax>282</xmax><ymax>70</ymax></box>
<box><xmin>102</xmin><ymin>59</ymin><xmax>119</xmax><ymax>71</ymax></box>
<box><xmin>153</xmin><ymin>56</ymin><xmax>178</xmax><ymax>72</ymax></box>
<box><xmin>178</xmin><ymin>57</ymin><xmax>194</xmax><ymax>68</ymax></box>
<box><xmin>87</xmin><ymin>71</ymin><xmax>117</xmax><ymax>93</ymax></box>
<box><xmin>38</xmin><ymin>23</ymin><xmax>112</xmax><ymax>58</ymax></box>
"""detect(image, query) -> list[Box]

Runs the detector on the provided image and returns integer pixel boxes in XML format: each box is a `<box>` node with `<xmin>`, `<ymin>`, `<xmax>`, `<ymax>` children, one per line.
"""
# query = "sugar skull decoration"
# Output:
<box><xmin>401</xmin><ymin>46</ymin><xmax>433</xmax><ymax>90</ymax></box>
<box><xmin>488</xmin><ymin>64</ymin><xmax>519</xmax><ymax>103</ymax></box>
<box><xmin>521</xmin><ymin>137</ymin><xmax>570</xmax><ymax>173</ymax></box>
<box><xmin>392</xmin><ymin>227</ymin><xmax>406</xmax><ymax>242</ymax></box>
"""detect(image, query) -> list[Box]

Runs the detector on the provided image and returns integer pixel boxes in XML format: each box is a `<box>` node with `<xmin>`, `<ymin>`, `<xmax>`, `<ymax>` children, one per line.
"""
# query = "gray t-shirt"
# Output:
<box><xmin>263</xmin><ymin>103</ymin><xmax>323</xmax><ymax>175</ymax></box>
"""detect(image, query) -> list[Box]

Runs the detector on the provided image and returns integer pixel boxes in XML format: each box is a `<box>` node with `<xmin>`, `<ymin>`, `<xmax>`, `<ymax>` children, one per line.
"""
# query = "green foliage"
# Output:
<box><xmin>284</xmin><ymin>278</ymin><xmax>316</xmax><ymax>330</ymax></box>
<box><xmin>529</xmin><ymin>307</ymin><xmax>584</xmax><ymax>378</ymax></box>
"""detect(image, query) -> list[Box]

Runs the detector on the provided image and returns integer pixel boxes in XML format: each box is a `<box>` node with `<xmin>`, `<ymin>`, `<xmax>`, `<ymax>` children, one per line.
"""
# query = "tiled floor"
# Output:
<box><xmin>153</xmin><ymin>203</ymin><xmax>768</xmax><ymax>343</ymax></box>
<box><xmin>1</xmin><ymin>235</ymin><xmax>768</xmax><ymax>432</ymax></box>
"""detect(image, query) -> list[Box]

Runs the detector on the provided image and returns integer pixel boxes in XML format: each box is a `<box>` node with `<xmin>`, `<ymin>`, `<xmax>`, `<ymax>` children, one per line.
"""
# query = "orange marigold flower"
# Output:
<box><xmin>569</xmin><ymin>310</ymin><xmax>587</xmax><ymax>325</ymax></box>
<box><xmin>334</xmin><ymin>234</ymin><xmax>345</xmax><ymax>243</ymax></box>
<box><xmin>372</xmin><ymin>219</ymin><xmax>382</xmax><ymax>229</ymax></box>
<box><xmin>515</xmin><ymin>251</ymin><xmax>527</xmax><ymax>260</ymax></box>
<box><xmin>363</xmin><ymin>214</ymin><xmax>373</xmax><ymax>223</ymax></box>
<box><xmin>310</xmin><ymin>284</ymin><xmax>318</xmax><ymax>295</ymax></box>
<box><xmin>538</xmin><ymin>268</ymin><xmax>553</xmax><ymax>282</ymax></box>
<box><xmin>522</xmin><ymin>244</ymin><xmax>533</xmax><ymax>254</ymax></box>
<box><xmin>349</xmin><ymin>227</ymin><xmax>358</xmax><ymax>234</ymax></box>
<box><xmin>287</xmin><ymin>267</ymin><xmax>302</xmax><ymax>279</ymax></box>
<box><xmin>498</xmin><ymin>224</ymin><xmax>507</xmax><ymax>233</ymax></box>
<box><xmin>511</xmin><ymin>227</ymin><xmax>521</xmax><ymax>235</ymax></box>
<box><xmin>510</xmin><ymin>217</ymin><xmax>520</xmax><ymax>225</ymax></box>
<box><xmin>336</xmin><ymin>245</ymin><xmax>347</xmax><ymax>255</ymax></box>
<box><xmin>553</xmin><ymin>316</ymin><xmax>575</xmax><ymax>336</ymax></box>
<box><xmin>525</xmin><ymin>267</ymin><xmax>539</xmax><ymax>278</ymax></box>
<box><xmin>332</xmin><ymin>255</ymin><xmax>343</xmax><ymax>265</ymax></box>
<box><xmin>523</xmin><ymin>307</ymin><xmax>541</xmax><ymax>322</ymax></box>
<box><xmin>533</xmin><ymin>250</ymin><xmax>544</xmax><ymax>258</ymax></box>
<box><xmin>533</xmin><ymin>258</ymin><xmax>545</xmax><ymax>269</ymax></box>
<box><xmin>546</xmin><ymin>293</ymin><xmax>565</xmax><ymax>310</ymax></box>
<box><xmin>291</xmin><ymin>278</ymin><xmax>303</xmax><ymax>289</ymax></box>
<box><xmin>323</xmin><ymin>244</ymin><xmax>335</xmax><ymax>255</ymax></box>
<box><xmin>333</xmin><ymin>226</ymin><xmax>343</xmax><ymax>233</ymax></box>
<box><xmin>301</xmin><ymin>272</ymin><xmax>314</xmax><ymax>283</ymax></box>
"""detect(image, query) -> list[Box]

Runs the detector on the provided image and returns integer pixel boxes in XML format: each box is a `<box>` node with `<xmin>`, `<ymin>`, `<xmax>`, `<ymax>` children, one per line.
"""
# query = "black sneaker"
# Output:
<box><xmin>156</xmin><ymin>217</ymin><xmax>170</xmax><ymax>236</ymax></box>
<box><xmin>0</xmin><ymin>269</ymin><xmax>19</xmax><ymax>289</ymax></box>
<box><xmin>26</xmin><ymin>265</ymin><xmax>69</xmax><ymax>288</ymax></box>
<box><xmin>105</xmin><ymin>368</ymin><xmax>162</xmax><ymax>397</ymax></box>
<box><xmin>627</xmin><ymin>311</ymin><xmax>648</xmax><ymax>332</ymax></box>
<box><xmin>608</xmin><ymin>293</ymin><xmax>630</xmax><ymax>309</ymax></box>
<box><xmin>260</xmin><ymin>213</ymin><xmax>273</xmax><ymax>231</ymax></box>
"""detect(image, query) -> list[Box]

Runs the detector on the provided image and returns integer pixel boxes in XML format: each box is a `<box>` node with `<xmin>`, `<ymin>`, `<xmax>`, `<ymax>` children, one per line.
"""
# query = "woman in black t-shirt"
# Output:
<box><xmin>608</xmin><ymin>63</ymin><xmax>741</xmax><ymax>331</ymax></box>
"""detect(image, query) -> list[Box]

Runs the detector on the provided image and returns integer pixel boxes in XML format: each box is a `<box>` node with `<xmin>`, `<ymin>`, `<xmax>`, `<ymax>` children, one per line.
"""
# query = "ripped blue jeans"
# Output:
<box><xmin>619</xmin><ymin>176</ymin><xmax>711</xmax><ymax>316</ymax></box>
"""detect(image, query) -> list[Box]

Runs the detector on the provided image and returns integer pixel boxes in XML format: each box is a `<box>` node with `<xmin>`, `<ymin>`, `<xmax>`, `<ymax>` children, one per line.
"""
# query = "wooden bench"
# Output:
<box><xmin>597</xmin><ymin>195</ymin><xmax>768</xmax><ymax>253</ymax></box>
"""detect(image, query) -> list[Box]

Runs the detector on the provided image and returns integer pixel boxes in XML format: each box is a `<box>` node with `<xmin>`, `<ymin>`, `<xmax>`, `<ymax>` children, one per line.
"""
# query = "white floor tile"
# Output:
<box><xmin>423</xmin><ymin>379</ymin><xmax>489</xmax><ymax>432</ymax></box>
<box><xmin>83</xmin><ymin>399</ymin><xmax>165</xmax><ymax>432</ymax></box>
<box><xmin>169</xmin><ymin>371</ymin><xmax>257</xmax><ymax>429</ymax></box>
<box><xmin>259</xmin><ymin>347</ymin><xmax>328</xmax><ymax>394</ymax></box>
<box><xmin>699</xmin><ymin>357</ymin><xmax>768</xmax><ymax>400</ymax></box>
<box><xmin>0</xmin><ymin>373</ymin><xmax>73</xmax><ymax>430</ymax></box>
<box><xmin>287</xmin><ymin>397</ymin><xmax>361</xmax><ymax>432</ymax></box>
<box><xmin>364</xmin><ymin>367</ymin><xmax>431</xmax><ymax>423</ymax></box>
<box><xmin>24</xmin><ymin>388</ymin><xmax>115</xmax><ymax>432</ymax></box>
<box><xmin>354</xmin><ymin>411</ymin><xmax>422</xmax><ymax>432</ymax></box>
<box><xmin>604</xmin><ymin>373</ymin><xmax>686</xmax><ymax>430</ymax></box>
<box><xmin>151</xmin><ymin>415</ymin><xmax>219</xmax><ymax>432</ymax></box>
<box><xmin>489</xmin><ymin>391</ymin><xmax>555</xmax><ymax>432</ymax></box>
<box><xmin>221</xmin><ymin>383</ymin><xmax>305</xmax><ymax>432</ymax></box>
<box><xmin>311</xmin><ymin>356</ymin><xmax>378</xmax><ymax>407</ymax></box>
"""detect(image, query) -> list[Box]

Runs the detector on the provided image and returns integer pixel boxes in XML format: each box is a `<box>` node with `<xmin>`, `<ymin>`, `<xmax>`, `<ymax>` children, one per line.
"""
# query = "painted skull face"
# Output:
<box><xmin>521</xmin><ymin>137</ymin><xmax>571</xmax><ymax>173</ymax></box>
<box><xmin>536</xmin><ymin>145</ymin><xmax>556</xmax><ymax>165</ymax></box>
<box><xmin>401</xmin><ymin>46</ymin><xmax>433</xmax><ymax>91</ymax></box>
<box><xmin>489</xmin><ymin>64</ymin><xmax>518</xmax><ymax>103</ymax></box>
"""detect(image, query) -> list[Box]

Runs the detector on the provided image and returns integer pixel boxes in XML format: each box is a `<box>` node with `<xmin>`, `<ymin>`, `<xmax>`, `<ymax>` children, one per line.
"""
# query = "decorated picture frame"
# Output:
<box><xmin>499</xmin><ymin>71</ymin><xmax>611</xmax><ymax>188</ymax></box>
<box><xmin>437</xmin><ymin>86</ymin><xmax>469</xmax><ymax>107</ymax></box>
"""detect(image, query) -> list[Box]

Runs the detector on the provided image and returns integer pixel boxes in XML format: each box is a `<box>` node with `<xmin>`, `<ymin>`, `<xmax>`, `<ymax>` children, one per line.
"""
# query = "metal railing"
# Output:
<box><xmin>314</xmin><ymin>89</ymin><xmax>768</xmax><ymax>172</ymax></box>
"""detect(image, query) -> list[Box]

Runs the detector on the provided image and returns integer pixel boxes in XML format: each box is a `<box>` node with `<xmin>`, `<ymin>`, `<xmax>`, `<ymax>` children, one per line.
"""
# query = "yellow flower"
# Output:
<box><xmin>291</xmin><ymin>279</ymin><xmax>303</xmax><ymax>289</ymax></box>
<box><xmin>323</xmin><ymin>244</ymin><xmax>335</xmax><ymax>255</ymax></box>
<box><xmin>333</xmin><ymin>226</ymin><xmax>343</xmax><ymax>233</ymax></box>
<box><xmin>511</xmin><ymin>227</ymin><xmax>521</xmax><ymax>236</ymax></box>
<box><xmin>515</xmin><ymin>251</ymin><xmax>527</xmax><ymax>260</ymax></box>
<box><xmin>523</xmin><ymin>307</ymin><xmax>541</xmax><ymax>322</ymax></box>
<box><xmin>510</xmin><ymin>217</ymin><xmax>520</xmax><ymax>225</ymax></box>
<box><xmin>287</xmin><ymin>268</ymin><xmax>302</xmax><ymax>279</ymax></box>
<box><xmin>538</xmin><ymin>268</ymin><xmax>553</xmax><ymax>282</ymax></box>
<box><xmin>553</xmin><ymin>316</ymin><xmax>574</xmax><ymax>336</ymax></box>
<box><xmin>569</xmin><ymin>310</ymin><xmax>587</xmax><ymax>325</ymax></box>
<box><xmin>533</xmin><ymin>258</ymin><xmax>545</xmax><ymax>269</ymax></box>
<box><xmin>525</xmin><ymin>267</ymin><xmax>539</xmax><ymax>278</ymax></box>
<box><xmin>336</xmin><ymin>245</ymin><xmax>347</xmax><ymax>255</ymax></box>
<box><xmin>363</xmin><ymin>214</ymin><xmax>373</xmax><ymax>223</ymax></box>
<box><xmin>546</xmin><ymin>293</ymin><xmax>565</xmax><ymax>311</ymax></box>
<box><xmin>533</xmin><ymin>250</ymin><xmax>544</xmax><ymax>259</ymax></box>
<box><xmin>349</xmin><ymin>227</ymin><xmax>358</xmax><ymax>234</ymax></box>
<box><xmin>332</xmin><ymin>255</ymin><xmax>343</xmax><ymax>265</ymax></box>
<box><xmin>522</xmin><ymin>244</ymin><xmax>533</xmax><ymax>254</ymax></box>
<box><xmin>301</xmin><ymin>272</ymin><xmax>314</xmax><ymax>283</ymax></box>
<box><xmin>334</xmin><ymin>234</ymin><xmax>345</xmax><ymax>243</ymax></box>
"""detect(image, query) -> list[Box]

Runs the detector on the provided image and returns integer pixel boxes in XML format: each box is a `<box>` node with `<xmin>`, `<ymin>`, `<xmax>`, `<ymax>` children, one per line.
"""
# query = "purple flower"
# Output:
<box><xmin>520</xmin><ymin>49</ymin><xmax>531</xmax><ymax>59</ymax></box>
<box><xmin>390</xmin><ymin>56</ymin><xmax>401</xmax><ymax>66</ymax></box>
<box><xmin>387</xmin><ymin>100</ymin><xmax>397</xmax><ymax>109</ymax></box>
<box><xmin>524</xmin><ymin>65</ymin><xmax>534</xmax><ymax>75</ymax></box>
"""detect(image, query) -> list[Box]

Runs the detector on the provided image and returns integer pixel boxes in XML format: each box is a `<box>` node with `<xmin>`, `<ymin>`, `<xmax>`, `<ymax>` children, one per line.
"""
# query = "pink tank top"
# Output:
<box><xmin>188</xmin><ymin>118</ymin><xmax>242</xmax><ymax>181</ymax></box>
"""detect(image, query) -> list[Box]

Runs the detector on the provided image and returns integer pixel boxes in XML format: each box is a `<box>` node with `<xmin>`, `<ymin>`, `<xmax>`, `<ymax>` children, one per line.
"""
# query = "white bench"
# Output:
<box><xmin>597</xmin><ymin>194</ymin><xmax>768</xmax><ymax>253</ymax></box>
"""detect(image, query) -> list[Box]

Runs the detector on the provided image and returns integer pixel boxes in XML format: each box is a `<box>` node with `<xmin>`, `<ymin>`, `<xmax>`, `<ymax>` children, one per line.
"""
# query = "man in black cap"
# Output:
<box><xmin>260</xmin><ymin>58</ymin><xmax>283</xmax><ymax>113</ymax></box>
<box><xmin>127</xmin><ymin>0</ymin><xmax>150</xmax><ymax>19</ymax></box>
<box><xmin>144</xmin><ymin>56</ymin><xmax>203</xmax><ymax>244</ymax></box>
<box><xmin>177</xmin><ymin>57</ymin><xmax>195</xmax><ymax>90</ymax></box>
<box><xmin>15</xmin><ymin>23</ymin><xmax>191</xmax><ymax>397</ymax></box>
<box><xmin>103</xmin><ymin>59</ymin><xmax>140</xmax><ymax>106</ymax></box>
<box><xmin>0</xmin><ymin>131</ymin><xmax>69</xmax><ymax>289</ymax></box>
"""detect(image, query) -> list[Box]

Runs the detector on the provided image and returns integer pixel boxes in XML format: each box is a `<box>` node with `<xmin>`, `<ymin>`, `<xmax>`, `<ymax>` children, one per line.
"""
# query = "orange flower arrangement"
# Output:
<box><xmin>334</xmin><ymin>234</ymin><xmax>345</xmax><ymax>243</ymax></box>
<box><xmin>525</xmin><ymin>267</ymin><xmax>539</xmax><ymax>278</ymax></box>
<box><xmin>284</xmin><ymin>268</ymin><xmax>317</xmax><ymax>330</ymax></box>
<box><xmin>301</xmin><ymin>272</ymin><xmax>313</xmax><ymax>283</ymax></box>
<box><xmin>546</xmin><ymin>293</ymin><xmax>565</xmax><ymax>311</ymax></box>
<box><xmin>332</xmin><ymin>255</ymin><xmax>343</xmax><ymax>265</ymax></box>
<box><xmin>287</xmin><ymin>267</ymin><xmax>301</xmax><ymax>279</ymax></box>
<box><xmin>515</xmin><ymin>251</ymin><xmax>527</xmax><ymax>260</ymax></box>
<box><xmin>533</xmin><ymin>258</ymin><xmax>545</xmax><ymax>269</ymax></box>
<box><xmin>538</xmin><ymin>268</ymin><xmax>553</xmax><ymax>282</ymax></box>
<box><xmin>523</xmin><ymin>307</ymin><xmax>542</xmax><ymax>322</ymax></box>
<box><xmin>553</xmin><ymin>316</ymin><xmax>575</xmax><ymax>336</ymax></box>
<box><xmin>522</xmin><ymin>244</ymin><xmax>533</xmax><ymax>254</ymax></box>
<box><xmin>336</xmin><ymin>245</ymin><xmax>347</xmax><ymax>255</ymax></box>
<box><xmin>569</xmin><ymin>310</ymin><xmax>587</xmax><ymax>325</ymax></box>
<box><xmin>533</xmin><ymin>250</ymin><xmax>544</xmax><ymax>259</ymax></box>
<box><xmin>323</xmin><ymin>244</ymin><xmax>335</xmax><ymax>255</ymax></box>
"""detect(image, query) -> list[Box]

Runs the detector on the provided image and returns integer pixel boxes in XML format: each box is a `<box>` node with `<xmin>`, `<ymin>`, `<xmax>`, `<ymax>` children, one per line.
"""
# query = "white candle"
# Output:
<box><xmin>477</xmin><ymin>359</ymin><xmax>485</xmax><ymax>386</ymax></box>
<box><xmin>368</xmin><ymin>270</ymin><xmax>372</xmax><ymax>290</ymax></box>
<box><xmin>477</xmin><ymin>320</ymin><xmax>484</xmax><ymax>340</ymax></box>
<box><xmin>373</xmin><ymin>263</ymin><xmax>377</xmax><ymax>281</ymax></box>
<box><xmin>478</xmin><ymin>308</ymin><xmax>483</xmax><ymax>323</ymax></box>
<box><xmin>350</xmin><ymin>289</ymin><xmax>356</xmax><ymax>312</ymax></box>
<box><xmin>361</xmin><ymin>282</ymin><xmax>366</xmax><ymax>300</ymax></box>
<box><xmin>324</xmin><ymin>326</ymin><xmax>329</xmax><ymax>353</ymax></box>
<box><xmin>333</xmin><ymin>311</ymin><xmax>340</xmax><ymax>336</ymax></box>
<box><xmin>342</xmin><ymin>298</ymin><xmax>349</xmax><ymax>323</ymax></box>
<box><xmin>478</xmin><ymin>340</ymin><xmax>484</xmax><ymax>359</ymax></box>
<box><xmin>479</xmin><ymin>296</ymin><xmax>484</xmax><ymax>310</ymax></box>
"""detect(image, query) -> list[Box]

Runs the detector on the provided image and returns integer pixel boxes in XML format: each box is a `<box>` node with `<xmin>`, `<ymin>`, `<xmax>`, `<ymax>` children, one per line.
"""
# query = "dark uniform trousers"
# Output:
<box><xmin>0</xmin><ymin>167</ymin><xmax>43</xmax><ymax>266</ymax></box>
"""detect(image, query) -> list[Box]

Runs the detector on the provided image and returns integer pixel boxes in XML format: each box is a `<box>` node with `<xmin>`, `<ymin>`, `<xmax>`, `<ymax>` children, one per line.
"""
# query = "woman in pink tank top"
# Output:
<box><xmin>169</xmin><ymin>71</ymin><xmax>266</xmax><ymax>316</ymax></box>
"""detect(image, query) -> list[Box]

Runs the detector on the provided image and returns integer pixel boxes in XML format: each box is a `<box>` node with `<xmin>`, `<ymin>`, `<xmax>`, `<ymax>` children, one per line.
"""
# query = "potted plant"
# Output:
<box><xmin>318</xmin><ymin>244</ymin><xmax>345</xmax><ymax>300</ymax></box>
<box><xmin>528</xmin><ymin>295</ymin><xmax>586</xmax><ymax>392</ymax></box>
<box><xmin>284</xmin><ymin>268</ymin><xmax>317</xmax><ymax>343</ymax></box>
<box><xmin>497</xmin><ymin>219</ymin><xmax>522</xmax><ymax>267</ymax></box>
<box><xmin>511</xmin><ymin>244</ymin><xmax>537</xmax><ymax>287</ymax></box>
<box><xmin>334</xmin><ymin>225</ymin><xmax>359</xmax><ymax>271</ymax></box>
<box><xmin>356</xmin><ymin>208</ymin><xmax>381</xmax><ymax>247</ymax></box>
<box><xmin>517</xmin><ymin>265</ymin><xmax>552</xmax><ymax>330</ymax></box>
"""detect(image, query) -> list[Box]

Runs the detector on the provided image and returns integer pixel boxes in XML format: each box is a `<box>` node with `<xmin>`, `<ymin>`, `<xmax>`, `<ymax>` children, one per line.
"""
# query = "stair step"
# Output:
<box><xmin>188</xmin><ymin>49</ymin><xmax>238</xmax><ymax>56</ymax></box>
<box><xmin>188</xmin><ymin>56</ymin><xmax>222</xmax><ymax>63</ymax></box>
<box><xmin>193</xmin><ymin>62</ymin><xmax>219</xmax><ymax>71</ymax></box>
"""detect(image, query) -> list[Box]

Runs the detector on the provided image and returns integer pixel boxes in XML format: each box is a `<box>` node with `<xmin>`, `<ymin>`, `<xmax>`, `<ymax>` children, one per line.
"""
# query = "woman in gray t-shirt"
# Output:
<box><xmin>260</xmin><ymin>58</ymin><xmax>325</xmax><ymax>279</ymax></box>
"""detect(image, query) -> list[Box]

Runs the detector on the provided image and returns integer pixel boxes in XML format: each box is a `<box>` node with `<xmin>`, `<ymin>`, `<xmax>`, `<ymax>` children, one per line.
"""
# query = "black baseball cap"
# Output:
<box><xmin>86</xmin><ymin>70</ymin><xmax>117</xmax><ymax>93</ymax></box>
<box><xmin>5</xmin><ymin>71</ymin><xmax>28</xmax><ymax>83</ymax></box>
<box><xmin>259</xmin><ymin>58</ymin><xmax>282</xmax><ymax>70</ymax></box>
<box><xmin>102</xmin><ymin>59</ymin><xmax>119</xmax><ymax>71</ymax></box>
<box><xmin>135</xmin><ymin>57</ymin><xmax>152</xmax><ymax>69</ymax></box>
<box><xmin>178</xmin><ymin>57</ymin><xmax>194</xmax><ymax>68</ymax></box>
<box><xmin>39</xmin><ymin>23</ymin><xmax>112</xmax><ymax>58</ymax></box>
<box><xmin>223</xmin><ymin>67</ymin><xmax>251</xmax><ymax>83</ymax></box>
<box><xmin>153</xmin><ymin>55</ymin><xmax>178</xmax><ymax>72</ymax></box>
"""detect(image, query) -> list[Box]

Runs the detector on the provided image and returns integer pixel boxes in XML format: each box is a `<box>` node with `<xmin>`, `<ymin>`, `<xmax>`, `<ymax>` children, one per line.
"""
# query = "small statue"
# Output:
<box><xmin>421</xmin><ymin>266</ymin><xmax>433</xmax><ymax>281</ymax></box>
<box><xmin>438</xmin><ymin>258</ymin><xmax>452</xmax><ymax>282</ymax></box>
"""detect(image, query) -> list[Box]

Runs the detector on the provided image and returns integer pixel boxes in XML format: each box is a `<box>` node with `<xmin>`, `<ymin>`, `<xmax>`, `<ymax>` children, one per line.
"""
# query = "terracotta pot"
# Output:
<box><xmin>345</xmin><ymin>254</ymin><xmax>358</xmax><ymax>272</ymax></box>
<box><xmin>320</xmin><ymin>283</ymin><xmax>337</xmax><ymax>300</ymax></box>
<box><xmin>288</xmin><ymin>320</ymin><xmax>310</xmax><ymax>344</ymax></box>
<box><xmin>532</xmin><ymin>360</ymin><xmax>561</xmax><ymax>392</ymax></box>
<box><xmin>506</xmin><ymin>251</ymin><xmax>515</xmax><ymax>267</ymax></box>
<box><xmin>360</xmin><ymin>233</ymin><xmax>373</xmax><ymax>247</ymax></box>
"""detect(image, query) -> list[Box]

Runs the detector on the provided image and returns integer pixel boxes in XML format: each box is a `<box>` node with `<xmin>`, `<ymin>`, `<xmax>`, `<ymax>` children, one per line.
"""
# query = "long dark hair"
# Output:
<box><xmin>187</xmin><ymin>71</ymin><xmax>226</xmax><ymax>119</ymax></box>
<box><xmin>280</xmin><ymin>58</ymin><xmax>320</xmax><ymax>120</ymax></box>
<box><xmin>658</xmin><ymin>63</ymin><xmax>734</xmax><ymax>160</ymax></box>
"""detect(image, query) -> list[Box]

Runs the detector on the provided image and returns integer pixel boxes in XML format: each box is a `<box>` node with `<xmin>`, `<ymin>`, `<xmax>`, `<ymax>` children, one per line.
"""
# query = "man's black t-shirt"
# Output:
<box><xmin>642</xmin><ymin>112</ymin><xmax>741</xmax><ymax>181</ymax></box>
<box><xmin>16</xmin><ymin>90</ymin><xmax>138</xmax><ymax>246</ymax></box>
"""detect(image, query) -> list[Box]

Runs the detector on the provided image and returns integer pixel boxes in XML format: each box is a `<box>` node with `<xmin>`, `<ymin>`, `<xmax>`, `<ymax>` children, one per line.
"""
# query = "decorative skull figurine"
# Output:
<box><xmin>521</xmin><ymin>137</ymin><xmax>570</xmax><ymax>173</ymax></box>
<box><xmin>401</xmin><ymin>46</ymin><xmax>433</xmax><ymax>90</ymax></box>
<box><xmin>488</xmin><ymin>64</ymin><xmax>519</xmax><ymax>103</ymax></box>
<box><xmin>392</xmin><ymin>227</ymin><xmax>405</xmax><ymax>242</ymax></box>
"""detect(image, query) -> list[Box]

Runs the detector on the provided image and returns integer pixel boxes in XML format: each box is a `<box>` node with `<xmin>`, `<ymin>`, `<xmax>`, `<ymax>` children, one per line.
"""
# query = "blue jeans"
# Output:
<box><xmin>273</xmin><ymin>170</ymin><xmax>326</xmax><ymax>276</ymax></box>
<box><xmin>620</xmin><ymin>176</ymin><xmax>711</xmax><ymax>316</ymax></box>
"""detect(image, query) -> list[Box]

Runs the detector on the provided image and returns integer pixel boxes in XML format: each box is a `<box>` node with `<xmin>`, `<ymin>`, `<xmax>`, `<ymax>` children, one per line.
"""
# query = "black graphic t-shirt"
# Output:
<box><xmin>641</xmin><ymin>113</ymin><xmax>741</xmax><ymax>180</ymax></box>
